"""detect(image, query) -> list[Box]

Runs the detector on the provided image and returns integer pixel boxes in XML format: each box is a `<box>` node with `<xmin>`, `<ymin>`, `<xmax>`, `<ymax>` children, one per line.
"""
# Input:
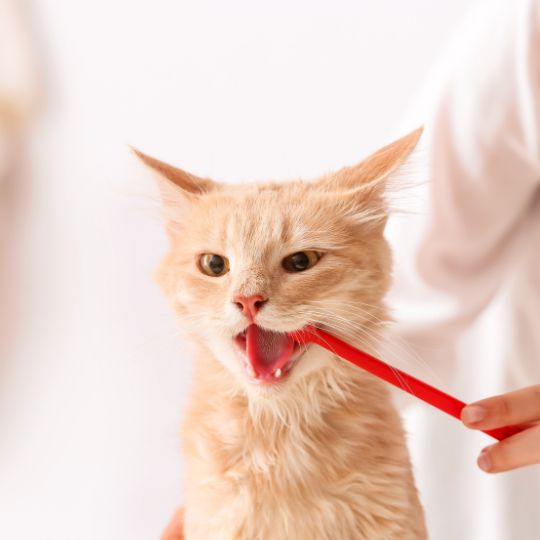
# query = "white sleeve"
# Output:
<box><xmin>385</xmin><ymin>0</ymin><xmax>540</xmax><ymax>383</ymax></box>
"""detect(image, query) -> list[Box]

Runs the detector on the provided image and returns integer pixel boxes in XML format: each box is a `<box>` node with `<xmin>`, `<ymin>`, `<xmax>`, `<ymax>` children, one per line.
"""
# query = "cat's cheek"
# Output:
<box><xmin>287</xmin><ymin>345</ymin><xmax>335</xmax><ymax>383</ymax></box>
<box><xmin>175</xmin><ymin>288</ymin><xmax>192</xmax><ymax>307</ymax></box>
<box><xmin>222</xmin><ymin>301</ymin><xmax>247</xmax><ymax>330</ymax></box>
<box><xmin>203</xmin><ymin>334</ymin><xmax>247</xmax><ymax>378</ymax></box>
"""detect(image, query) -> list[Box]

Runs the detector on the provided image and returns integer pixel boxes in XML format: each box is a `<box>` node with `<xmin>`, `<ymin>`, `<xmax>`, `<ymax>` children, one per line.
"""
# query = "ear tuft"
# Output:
<box><xmin>131</xmin><ymin>147</ymin><xmax>216</xmax><ymax>195</ymax></box>
<box><xmin>319</xmin><ymin>127</ymin><xmax>423</xmax><ymax>192</ymax></box>
<box><xmin>131</xmin><ymin>147</ymin><xmax>218</xmax><ymax>240</ymax></box>
<box><xmin>318</xmin><ymin>127</ymin><xmax>423</xmax><ymax>232</ymax></box>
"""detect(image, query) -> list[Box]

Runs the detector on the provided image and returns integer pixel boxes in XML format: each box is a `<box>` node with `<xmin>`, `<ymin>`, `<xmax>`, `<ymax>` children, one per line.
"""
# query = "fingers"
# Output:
<box><xmin>160</xmin><ymin>507</ymin><xmax>185</xmax><ymax>540</ymax></box>
<box><xmin>477</xmin><ymin>423</ymin><xmax>540</xmax><ymax>473</ymax></box>
<box><xmin>461</xmin><ymin>385</ymin><xmax>540</xmax><ymax>430</ymax></box>
<box><xmin>461</xmin><ymin>385</ymin><xmax>540</xmax><ymax>473</ymax></box>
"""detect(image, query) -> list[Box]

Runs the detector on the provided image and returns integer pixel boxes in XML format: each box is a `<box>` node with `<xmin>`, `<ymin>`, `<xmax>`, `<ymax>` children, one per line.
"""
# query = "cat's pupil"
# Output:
<box><xmin>208</xmin><ymin>255</ymin><xmax>225</xmax><ymax>274</ymax></box>
<box><xmin>291</xmin><ymin>252</ymin><xmax>310</xmax><ymax>270</ymax></box>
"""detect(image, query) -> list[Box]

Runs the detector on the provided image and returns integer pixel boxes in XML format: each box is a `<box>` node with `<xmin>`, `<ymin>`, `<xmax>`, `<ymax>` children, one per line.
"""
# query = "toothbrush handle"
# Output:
<box><xmin>296</xmin><ymin>327</ymin><xmax>521</xmax><ymax>442</ymax></box>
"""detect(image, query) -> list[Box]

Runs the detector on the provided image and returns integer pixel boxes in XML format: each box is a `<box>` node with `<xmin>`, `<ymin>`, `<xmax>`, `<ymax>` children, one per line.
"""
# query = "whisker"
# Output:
<box><xmin>300</xmin><ymin>311</ymin><xmax>417</xmax><ymax>396</ymax></box>
<box><xmin>306</xmin><ymin>300</ymin><xmax>442</xmax><ymax>386</ymax></box>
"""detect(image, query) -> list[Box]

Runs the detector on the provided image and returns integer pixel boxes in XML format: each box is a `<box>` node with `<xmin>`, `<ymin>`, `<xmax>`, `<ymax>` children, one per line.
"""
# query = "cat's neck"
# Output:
<box><xmin>188</xmin><ymin>344</ymin><xmax>389</xmax><ymax>431</ymax></box>
<box><xmin>183</xmin><ymin>346</ymin><xmax>396</xmax><ymax>481</ymax></box>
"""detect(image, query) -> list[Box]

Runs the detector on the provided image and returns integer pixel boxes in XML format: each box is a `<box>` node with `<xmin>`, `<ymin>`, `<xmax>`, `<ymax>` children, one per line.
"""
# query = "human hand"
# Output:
<box><xmin>160</xmin><ymin>507</ymin><xmax>184</xmax><ymax>540</ymax></box>
<box><xmin>461</xmin><ymin>385</ymin><xmax>540</xmax><ymax>473</ymax></box>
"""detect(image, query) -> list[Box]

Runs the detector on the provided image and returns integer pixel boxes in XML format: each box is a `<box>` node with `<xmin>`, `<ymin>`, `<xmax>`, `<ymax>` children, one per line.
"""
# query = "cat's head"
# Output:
<box><xmin>136</xmin><ymin>129</ymin><xmax>421</xmax><ymax>394</ymax></box>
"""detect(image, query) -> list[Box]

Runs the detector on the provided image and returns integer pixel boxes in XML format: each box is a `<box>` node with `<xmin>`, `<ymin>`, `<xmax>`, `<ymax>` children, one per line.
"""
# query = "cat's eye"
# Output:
<box><xmin>282</xmin><ymin>251</ymin><xmax>321</xmax><ymax>273</ymax></box>
<box><xmin>199</xmin><ymin>254</ymin><xmax>230</xmax><ymax>277</ymax></box>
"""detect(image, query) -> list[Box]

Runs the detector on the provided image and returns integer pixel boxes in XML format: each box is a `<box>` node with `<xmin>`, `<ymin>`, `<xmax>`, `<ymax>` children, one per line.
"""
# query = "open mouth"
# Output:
<box><xmin>234</xmin><ymin>324</ymin><xmax>306</xmax><ymax>383</ymax></box>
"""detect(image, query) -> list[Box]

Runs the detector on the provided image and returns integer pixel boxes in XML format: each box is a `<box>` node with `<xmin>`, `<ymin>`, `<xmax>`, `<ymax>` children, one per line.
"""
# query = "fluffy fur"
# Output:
<box><xmin>138</xmin><ymin>128</ymin><xmax>427</xmax><ymax>540</ymax></box>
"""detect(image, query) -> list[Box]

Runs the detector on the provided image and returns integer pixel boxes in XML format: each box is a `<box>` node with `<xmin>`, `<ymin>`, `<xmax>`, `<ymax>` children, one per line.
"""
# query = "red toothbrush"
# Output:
<box><xmin>292</xmin><ymin>326</ymin><xmax>521</xmax><ymax>441</ymax></box>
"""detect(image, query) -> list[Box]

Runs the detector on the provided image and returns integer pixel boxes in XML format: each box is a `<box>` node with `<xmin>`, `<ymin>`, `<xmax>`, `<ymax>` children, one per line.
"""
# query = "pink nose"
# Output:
<box><xmin>233</xmin><ymin>294</ymin><xmax>268</xmax><ymax>320</ymax></box>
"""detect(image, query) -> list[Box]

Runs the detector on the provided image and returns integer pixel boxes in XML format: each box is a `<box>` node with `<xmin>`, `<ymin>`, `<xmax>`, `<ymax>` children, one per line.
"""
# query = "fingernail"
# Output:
<box><xmin>462</xmin><ymin>405</ymin><xmax>486</xmax><ymax>424</ymax></box>
<box><xmin>478</xmin><ymin>449</ymin><xmax>492</xmax><ymax>472</ymax></box>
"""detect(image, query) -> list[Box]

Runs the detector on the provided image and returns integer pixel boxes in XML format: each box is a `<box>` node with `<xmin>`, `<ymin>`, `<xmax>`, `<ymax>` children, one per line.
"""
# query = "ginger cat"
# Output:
<box><xmin>136</xmin><ymin>128</ymin><xmax>427</xmax><ymax>540</ymax></box>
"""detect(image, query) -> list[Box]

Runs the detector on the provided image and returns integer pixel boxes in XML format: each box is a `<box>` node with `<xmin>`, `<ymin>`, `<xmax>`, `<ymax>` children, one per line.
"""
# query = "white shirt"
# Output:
<box><xmin>386</xmin><ymin>1</ymin><xmax>540</xmax><ymax>538</ymax></box>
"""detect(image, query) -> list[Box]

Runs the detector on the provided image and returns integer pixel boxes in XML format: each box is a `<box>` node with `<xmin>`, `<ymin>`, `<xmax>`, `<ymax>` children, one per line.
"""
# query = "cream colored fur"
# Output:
<box><xmin>137</xmin><ymin>128</ymin><xmax>427</xmax><ymax>540</ymax></box>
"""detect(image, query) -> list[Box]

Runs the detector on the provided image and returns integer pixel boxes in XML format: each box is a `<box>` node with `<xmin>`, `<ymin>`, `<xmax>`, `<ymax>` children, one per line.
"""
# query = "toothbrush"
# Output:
<box><xmin>293</xmin><ymin>326</ymin><xmax>521</xmax><ymax>441</ymax></box>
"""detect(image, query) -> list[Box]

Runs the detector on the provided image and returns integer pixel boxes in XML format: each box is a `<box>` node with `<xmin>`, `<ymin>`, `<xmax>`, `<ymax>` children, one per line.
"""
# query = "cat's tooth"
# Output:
<box><xmin>274</xmin><ymin>368</ymin><xmax>282</xmax><ymax>378</ymax></box>
<box><xmin>246</xmin><ymin>364</ymin><xmax>256</xmax><ymax>378</ymax></box>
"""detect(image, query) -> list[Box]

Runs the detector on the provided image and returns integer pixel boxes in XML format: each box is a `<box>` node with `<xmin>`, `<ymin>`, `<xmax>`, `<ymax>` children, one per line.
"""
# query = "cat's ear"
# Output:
<box><xmin>132</xmin><ymin>148</ymin><xmax>216</xmax><ymax>196</ymax></box>
<box><xmin>132</xmin><ymin>148</ymin><xmax>218</xmax><ymax>237</ymax></box>
<box><xmin>318</xmin><ymin>127</ymin><xmax>423</xmax><ymax>231</ymax></box>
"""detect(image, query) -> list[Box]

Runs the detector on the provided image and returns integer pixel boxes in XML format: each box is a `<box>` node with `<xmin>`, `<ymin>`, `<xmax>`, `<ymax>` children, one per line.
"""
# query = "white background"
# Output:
<box><xmin>0</xmin><ymin>1</ymin><xmax>472</xmax><ymax>539</ymax></box>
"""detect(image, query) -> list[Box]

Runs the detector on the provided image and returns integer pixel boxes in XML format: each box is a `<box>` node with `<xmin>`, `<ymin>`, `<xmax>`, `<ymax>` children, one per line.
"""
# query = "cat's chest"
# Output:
<box><xmin>185</xmin><ymin>413</ymin><xmax>416</xmax><ymax>540</ymax></box>
<box><xmin>217</xmin><ymin>420</ymin><xmax>303</xmax><ymax>468</ymax></box>
<box><xmin>206</xmin><ymin>409</ymin><xmax>355</xmax><ymax>486</ymax></box>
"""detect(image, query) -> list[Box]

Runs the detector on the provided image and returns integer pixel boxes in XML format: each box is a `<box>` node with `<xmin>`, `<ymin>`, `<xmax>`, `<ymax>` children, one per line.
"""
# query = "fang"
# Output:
<box><xmin>275</xmin><ymin>368</ymin><xmax>282</xmax><ymax>378</ymax></box>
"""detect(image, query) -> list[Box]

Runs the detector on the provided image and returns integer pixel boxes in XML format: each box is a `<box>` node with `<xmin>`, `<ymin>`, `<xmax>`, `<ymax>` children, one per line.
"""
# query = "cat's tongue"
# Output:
<box><xmin>246</xmin><ymin>324</ymin><xmax>295</xmax><ymax>380</ymax></box>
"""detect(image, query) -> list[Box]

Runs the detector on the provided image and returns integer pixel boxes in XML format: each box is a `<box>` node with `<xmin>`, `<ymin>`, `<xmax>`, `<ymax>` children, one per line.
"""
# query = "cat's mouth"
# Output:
<box><xmin>234</xmin><ymin>324</ymin><xmax>306</xmax><ymax>383</ymax></box>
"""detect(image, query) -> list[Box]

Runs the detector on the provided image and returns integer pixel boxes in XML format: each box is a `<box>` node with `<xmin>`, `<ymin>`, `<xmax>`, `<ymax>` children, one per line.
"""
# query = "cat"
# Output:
<box><xmin>136</xmin><ymin>128</ymin><xmax>427</xmax><ymax>540</ymax></box>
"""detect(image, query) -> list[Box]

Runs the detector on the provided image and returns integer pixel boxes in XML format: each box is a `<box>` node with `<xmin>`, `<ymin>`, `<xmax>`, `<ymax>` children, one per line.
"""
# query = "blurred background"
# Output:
<box><xmin>0</xmin><ymin>1</ymin><xmax>490</xmax><ymax>539</ymax></box>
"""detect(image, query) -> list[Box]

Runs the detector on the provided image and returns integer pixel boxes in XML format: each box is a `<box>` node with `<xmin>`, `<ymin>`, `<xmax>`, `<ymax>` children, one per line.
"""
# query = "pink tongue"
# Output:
<box><xmin>246</xmin><ymin>324</ymin><xmax>294</xmax><ymax>378</ymax></box>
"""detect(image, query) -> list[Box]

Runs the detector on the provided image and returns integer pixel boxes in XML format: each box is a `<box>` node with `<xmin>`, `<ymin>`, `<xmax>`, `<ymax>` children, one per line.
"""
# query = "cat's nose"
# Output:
<box><xmin>233</xmin><ymin>294</ymin><xmax>268</xmax><ymax>320</ymax></box>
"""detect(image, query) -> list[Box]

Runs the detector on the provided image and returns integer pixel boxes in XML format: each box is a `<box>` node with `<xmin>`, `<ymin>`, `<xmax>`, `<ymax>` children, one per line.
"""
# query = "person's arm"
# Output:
<box><xmin>160</xmin><ymin>507</ymin><xmax>185</xmax><ymax>540</ymax></box>
<box><xmin>388</xmin><ymin>0</ymin><xmax>540</xmax><ymax>471</ymax></box>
